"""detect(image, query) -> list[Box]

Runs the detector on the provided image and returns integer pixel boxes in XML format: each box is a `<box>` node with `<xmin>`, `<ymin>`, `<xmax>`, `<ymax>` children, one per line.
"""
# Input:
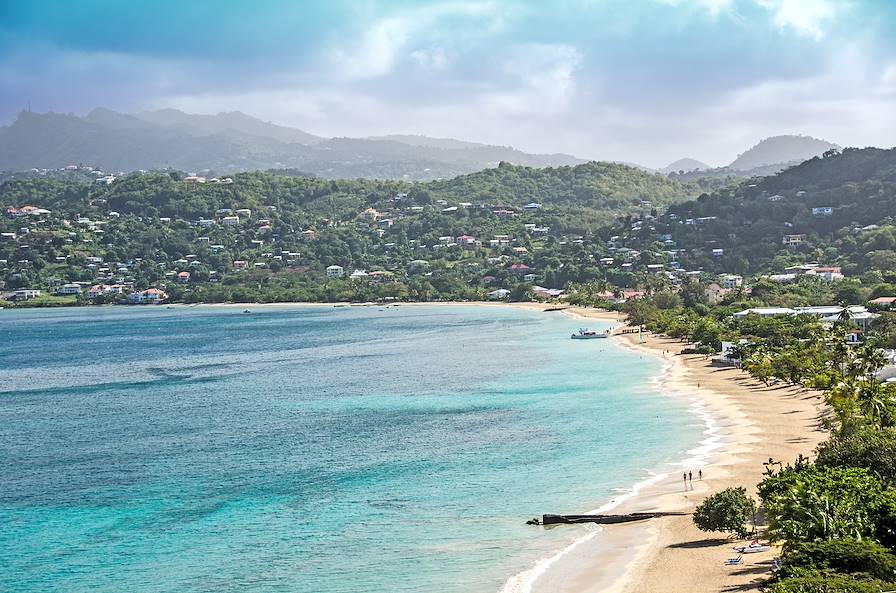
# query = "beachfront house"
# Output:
<box><xmin>488</xmin><ymin>289</ymin><xmax>511</xmax><ymax>300</ymax></box>
<box><xmin>128</xmin><ymin>288</ymin><xmax>167</xmax><ymax>304</ymax></box>
<box><xmin>13</xmin><ymin>289</ymin><xmax>41</xmax><ymax>300</ymax></box>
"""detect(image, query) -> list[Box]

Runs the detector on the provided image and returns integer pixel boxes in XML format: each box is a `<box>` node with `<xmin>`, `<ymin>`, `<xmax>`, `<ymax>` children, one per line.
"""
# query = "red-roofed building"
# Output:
<box><xmin>869</xmin><ymin>296</ymin><xmax>896</xmax><ymax>308</ymax></box>
<box><xmin>128</xmin><ymin>288</ymin><xmax>167</xmax><ymax>304</ymax></box>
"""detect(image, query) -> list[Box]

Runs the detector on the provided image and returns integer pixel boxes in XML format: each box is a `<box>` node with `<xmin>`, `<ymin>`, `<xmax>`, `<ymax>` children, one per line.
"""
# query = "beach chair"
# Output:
<box><xmin>725</xmin><ymin>555</ymin><xmax>743</xmax><ymax>566</ymax></box>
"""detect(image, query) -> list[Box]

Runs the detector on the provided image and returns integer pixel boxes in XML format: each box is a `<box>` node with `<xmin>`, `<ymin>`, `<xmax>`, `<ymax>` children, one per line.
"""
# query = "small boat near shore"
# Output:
<box><xmin>570</xmin><ymin>328</ymin><xmax>611</xmax><ymax>339</ymax></box>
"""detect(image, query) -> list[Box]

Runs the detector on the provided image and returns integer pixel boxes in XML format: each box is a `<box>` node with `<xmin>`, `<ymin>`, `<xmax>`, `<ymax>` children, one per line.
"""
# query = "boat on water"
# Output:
<box><xmin>243</xmin><ymin>309</ymin><xmax>251</xmax><ymax>314</ymax></box>
<box><xmin>570</xmin><ymin>328</ymin><xmax>611</xmax><ymax>339</ymax></box>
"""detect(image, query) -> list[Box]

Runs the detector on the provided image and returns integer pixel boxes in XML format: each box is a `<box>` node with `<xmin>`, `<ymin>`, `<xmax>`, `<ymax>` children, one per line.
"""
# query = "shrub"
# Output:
<box><xmin>767</xmin><ymin>572</ymin><xmax>896</xmax><ymax>593</ymax></box>
<box><xmin>693</xmin><ymin>487</ymin><xmax>756</xmax><ymax>538</ymax></box>
<box><xmin>872</xmin><ymin>490</ymin><xmax>896</xmax><ymax>551</ymax></box>
<box><xmin>816</xmin><ymin>428</ymin><xmax>896</xmax><ymax>485</ymax></box>
<box><xmin>779</xmin><ymin>539</ymin><xmax>896</xmax><ymax>581</ymax></box>
<box><xmin>761</xmin><ymin>467</ymin><xmax>886</xmax><ymax>544</ymax></box>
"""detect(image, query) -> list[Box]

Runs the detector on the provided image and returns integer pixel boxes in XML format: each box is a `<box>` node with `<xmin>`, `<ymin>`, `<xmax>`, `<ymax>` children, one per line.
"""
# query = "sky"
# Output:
<box><xmin>0</xmin><ymin>0</ymin><xmax>894</xmax><ymax>168</ymax></box>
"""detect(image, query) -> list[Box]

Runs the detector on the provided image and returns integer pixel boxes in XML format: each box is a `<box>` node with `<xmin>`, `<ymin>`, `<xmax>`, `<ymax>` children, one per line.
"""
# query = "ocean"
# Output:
<box><xmin>0</xmin><ymin>304</ymin><xmax>703</xmax><ymax>593</ymax></box>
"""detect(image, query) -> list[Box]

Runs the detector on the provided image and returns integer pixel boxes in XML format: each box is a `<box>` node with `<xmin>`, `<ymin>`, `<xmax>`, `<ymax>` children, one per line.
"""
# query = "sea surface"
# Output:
<box><xmin>0</xmin><ymin>304</ymin><xmax>703</xmax><ymax>593</ymax></box>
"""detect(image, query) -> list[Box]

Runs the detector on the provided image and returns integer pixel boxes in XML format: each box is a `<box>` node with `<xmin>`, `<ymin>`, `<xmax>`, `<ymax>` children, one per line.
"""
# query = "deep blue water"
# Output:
<box><xmin>0</xmin><ymin>305</ymin><xmax>701</xmax><ymax>593</ymax></box>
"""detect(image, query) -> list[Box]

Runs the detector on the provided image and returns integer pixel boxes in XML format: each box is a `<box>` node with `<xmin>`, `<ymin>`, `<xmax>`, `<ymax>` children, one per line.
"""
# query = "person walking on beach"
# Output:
<box><xmin>683</xmin><ymin>472</ymin><xmax>687</xmax><ymax>483</ymax></box>
<box><xmin>699</xmin><ymin>469</ymin><xmax>703</xmax><ymax>480</ymax></box>
<box><xmin>688</xmin><ymin>471</ymin><xmax>692</xmax><ymax>482</ymax></box>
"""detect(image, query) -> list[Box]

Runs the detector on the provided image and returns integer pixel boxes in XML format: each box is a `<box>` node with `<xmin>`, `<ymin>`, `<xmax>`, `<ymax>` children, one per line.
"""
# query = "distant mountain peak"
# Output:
<box><xmin>728</xmin><ymin>134</ymin><xmax>839</xmax><ymax>171</ymax></box>
<box><xmin>661</xmin><ymin>158</ymin><xmax>711</xmax><ymax>174</ymax></box>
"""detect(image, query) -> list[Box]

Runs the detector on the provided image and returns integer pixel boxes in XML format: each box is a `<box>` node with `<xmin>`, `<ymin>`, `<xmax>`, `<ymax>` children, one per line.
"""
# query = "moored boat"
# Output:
<box><xmin>570</xmin><ymin>328</ymin><xmax>611</xmax><ymax>339</ymax></box>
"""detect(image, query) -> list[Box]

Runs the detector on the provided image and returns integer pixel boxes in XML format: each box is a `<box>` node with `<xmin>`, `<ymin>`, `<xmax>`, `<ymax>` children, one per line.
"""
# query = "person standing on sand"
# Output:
<box><xmin>688</xmin><ymin>471</ymin><xmax>692</xmax><ymax>482</ymax></box>
<box><xmin>683</xmin><ymin>472</ymin><xmax>687</xmax><ymax>483</ymax></box>
<box><xmin>699</xmin><ymin>469</ymin><xmax>703</xmax><ymax>480</ymax></box>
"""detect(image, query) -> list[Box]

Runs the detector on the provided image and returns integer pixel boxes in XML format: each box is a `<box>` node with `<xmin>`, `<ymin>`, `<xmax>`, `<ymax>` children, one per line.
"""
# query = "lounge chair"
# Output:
<box><xmin>725</xmin><ymin>555</ymin><xmax>743</xmax><ymax>565</ymax></box>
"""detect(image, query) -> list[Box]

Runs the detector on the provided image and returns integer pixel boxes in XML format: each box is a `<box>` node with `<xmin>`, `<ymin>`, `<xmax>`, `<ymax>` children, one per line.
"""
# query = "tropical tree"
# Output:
<box><xmin>693</xmin><ymin>487</ymin><xmax>756</xmax><ymax>538</ymax></box>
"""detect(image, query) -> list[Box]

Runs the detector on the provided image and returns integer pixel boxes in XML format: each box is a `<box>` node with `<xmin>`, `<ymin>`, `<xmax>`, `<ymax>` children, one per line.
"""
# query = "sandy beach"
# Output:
<box><xmin>524</xmin><ymin>306</ymin><xmax>827</xmax><ymax>593</ymax></box>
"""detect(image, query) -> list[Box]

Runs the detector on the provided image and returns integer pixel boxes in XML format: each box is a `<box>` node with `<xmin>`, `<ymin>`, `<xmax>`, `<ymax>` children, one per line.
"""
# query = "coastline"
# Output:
<box><xmin>4</xmin><ymin>300</ymin><xmax>826</xmax><ymax>592</ymax></box>
<box><xmin>525</xmin><ymin>307</ymin><xmax>827</xmax><ymax>593</ymax></box>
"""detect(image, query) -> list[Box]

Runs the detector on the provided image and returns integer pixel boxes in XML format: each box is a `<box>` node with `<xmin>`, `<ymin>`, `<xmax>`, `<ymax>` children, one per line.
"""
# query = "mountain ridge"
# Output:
<box><xmin>0</xmin><ymin>109</ymin><xmax>584</xmax><ymax>180</ymax></box>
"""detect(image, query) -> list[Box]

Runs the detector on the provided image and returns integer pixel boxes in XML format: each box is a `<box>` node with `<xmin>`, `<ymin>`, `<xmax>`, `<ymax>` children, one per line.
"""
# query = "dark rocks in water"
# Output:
<box><xmin>525</xmin><ymin>517</ymin><xmax>541</xmax><ymax>525</ymax></box>
<box><xmin>541</xmin><ymin>512</ymin><xmax>687</xmax><ymax>525</ymax></box>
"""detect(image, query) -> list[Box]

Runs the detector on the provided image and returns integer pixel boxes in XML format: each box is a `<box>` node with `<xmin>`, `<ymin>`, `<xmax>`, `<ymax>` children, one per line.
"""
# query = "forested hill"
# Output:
<box><xmin>0</xmin><ymin>160</ymin><xmax>702</xmax><ymax>302</ymax></box>
<box><xmin>616</xmin><ymin>147</ymin><xmax>896</xmax><ymax>275</ymax></box>
<box><xmin>1</xmin><ymin>161</ymin><xmax>699</xmax><ymax>225</ymax></box>
<box><xmin>428</xmin><ymin>161</ymin><xmax>693</xmax><ymax>212</ymax></box>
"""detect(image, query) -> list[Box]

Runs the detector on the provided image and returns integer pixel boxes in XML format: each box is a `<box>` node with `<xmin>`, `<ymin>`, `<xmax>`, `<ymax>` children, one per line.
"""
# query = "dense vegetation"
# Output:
<box><xmin>3</xmin><ymin>147</ymin><xmax>895</xmax><ymax>306</ymax></box>
<box><xmin>611</xmin><ymin>147</ymin><xmax>896</xmax><ymax>276</ymax></box>
<box><xmin>0</xmin><ymin>162</ymin><xmax>700</xmax><ymax>303</ymax></box>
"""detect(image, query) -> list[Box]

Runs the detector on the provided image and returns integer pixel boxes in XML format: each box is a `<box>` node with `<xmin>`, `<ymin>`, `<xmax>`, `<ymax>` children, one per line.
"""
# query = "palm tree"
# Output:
<box><xmin>837</xmin><ymin>302</ymin><xmax>853</xmax><ymax>324</ymax></box>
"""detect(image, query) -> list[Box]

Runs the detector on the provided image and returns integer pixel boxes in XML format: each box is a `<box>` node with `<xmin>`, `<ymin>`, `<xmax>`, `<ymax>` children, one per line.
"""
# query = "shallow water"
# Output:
<box><xmin>0</xmin><ymin>305</ymin><xmax>702</xmax><ymax>593</ymax></box>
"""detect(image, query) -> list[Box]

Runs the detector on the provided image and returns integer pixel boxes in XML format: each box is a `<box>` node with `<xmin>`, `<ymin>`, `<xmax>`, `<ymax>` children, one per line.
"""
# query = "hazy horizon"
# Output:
<box><xmin>1</xmin><ymin>0</ymin><xmax>895</xmax><ymax>168</ymax></box>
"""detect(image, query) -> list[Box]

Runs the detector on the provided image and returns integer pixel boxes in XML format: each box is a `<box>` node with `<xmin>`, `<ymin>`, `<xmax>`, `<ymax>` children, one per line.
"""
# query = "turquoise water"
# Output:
<box><xmin>0</xmin><ymin>305</ymin><xmax>702</xmax><ymax>593</ymax></box>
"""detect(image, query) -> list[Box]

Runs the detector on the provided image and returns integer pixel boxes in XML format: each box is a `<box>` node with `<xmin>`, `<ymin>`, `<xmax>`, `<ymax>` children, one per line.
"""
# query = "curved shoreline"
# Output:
<box><xmin>525</xmin><ymin>306</ymin><xmax>827</xmax><ymax>593</ymax></box>
<box><xmin>507</xmin><ymin>310</ymin><xmax>746</xmax><ymax>593</ymax></box>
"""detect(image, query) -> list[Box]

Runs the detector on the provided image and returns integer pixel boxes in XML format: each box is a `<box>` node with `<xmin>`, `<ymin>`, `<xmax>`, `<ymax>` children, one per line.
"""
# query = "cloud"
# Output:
<box><xmin>705</xmin><ymin>45</ymin><xmax>896</xmax><ymax>152</ymax></box>
<box><xmin>328</xmin><ymin>16</ymin><xmax>410</xmax><ymax>80</ymax></box>
<box><xmin>327</xmin><ymin>1</ymin><xmax>506</xmax><ymax>80</ymax></box>
<box><xmin>653</xmin><ymin>0</ymin><xmax>735</xmax><ymax>18</ymax></box>
<box><xmin>411</xmin><ymin>47</ymin><xmax>451</xmax><ymax>70</ymax></box>
<box><xmin>755</xmin><ymin>0</ymin><xmax>840</xmax><ymax>40</ymax></box>
<box><xmin>480</xmin><ymin>44</ymin><xmax>583</xmax><ymax>116</ymax></box>
<box><xmin>882</xmin><ymin>63</ymin><xmax>896</xmax><ymax>95</ymax></box>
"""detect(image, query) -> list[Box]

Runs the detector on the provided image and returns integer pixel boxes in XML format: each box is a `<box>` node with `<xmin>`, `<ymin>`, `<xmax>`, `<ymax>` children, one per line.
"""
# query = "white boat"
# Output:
<box><xmin>571</xmin><ymin>328</ymin><xmax>611</xmax><ymax>340</ymax></box>
<box><xmin>734</xmin><ymin>543</ymin><xmax>771</xmax><ymax>554</ymax></box>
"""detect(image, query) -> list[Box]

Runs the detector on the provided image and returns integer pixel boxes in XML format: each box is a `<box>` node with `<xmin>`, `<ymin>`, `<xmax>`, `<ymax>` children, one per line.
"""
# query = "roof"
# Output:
<box><xmin>870</xmin><ymin>297</ymin><xmax>896</xmax><ymax>304</ymax></box>
<box><xmin>733</xmin><ymin>307</ymin><xmax>797</xmax><ymax>317</ymax></box>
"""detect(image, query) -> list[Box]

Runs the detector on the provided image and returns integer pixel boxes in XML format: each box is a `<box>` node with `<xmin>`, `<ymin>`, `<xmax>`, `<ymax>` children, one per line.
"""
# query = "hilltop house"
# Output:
<box><xmin>361</xmin><ymin>208</ymin><xmax>380</xmax><ymax>222</ymax></box>
<box><xmin>869</xmin><ymin>296</ymin><xmax>896</xmax><ymax>309</ymax></box>
<box><xmin>326</xmin><ymin>265</ymin><xmax>344</xmax><ymax>278</ymax></box>
<box><xmin>782</xmin><ymin>234</ymin><xmax>806</xmax><ymax>246</ymax></box>
<box><xmin>720</xmin><ymin>274</ymin><xmax>743</xmax><ymax>289</ymax></box>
